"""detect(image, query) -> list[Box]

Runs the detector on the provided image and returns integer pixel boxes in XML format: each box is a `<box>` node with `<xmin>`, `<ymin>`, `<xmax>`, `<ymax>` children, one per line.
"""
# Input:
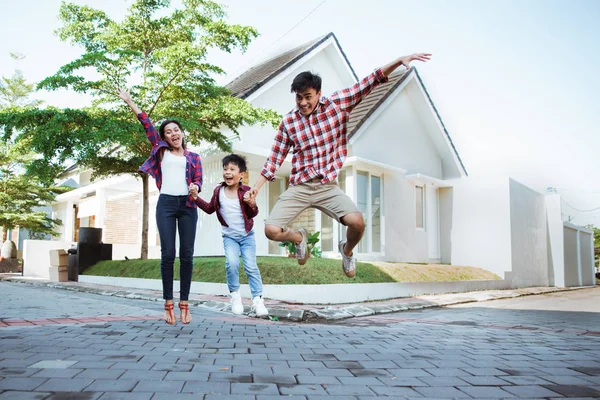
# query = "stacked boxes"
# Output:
<box><xmin>49</xmin><ymin>249</ymin><xmax>69</xmax><ymax>282</ymax></box>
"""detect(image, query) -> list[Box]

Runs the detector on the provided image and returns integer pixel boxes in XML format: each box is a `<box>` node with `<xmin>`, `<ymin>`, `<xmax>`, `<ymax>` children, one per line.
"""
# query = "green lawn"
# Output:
<box><xmin>82</xmin><ymin>256</ymin><xmax>395</xmax><ymax>284</ymax></box>
<box><xmin>83</xmin><ymin>256</ymin><xmax>502</xmax><ymax>284</ymax></box>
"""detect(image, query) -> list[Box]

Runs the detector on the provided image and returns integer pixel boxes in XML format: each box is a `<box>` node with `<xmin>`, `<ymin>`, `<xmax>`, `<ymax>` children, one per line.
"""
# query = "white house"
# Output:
<box><xmin>37</xmin><ymin>33</ymin><xmax>593</xmax><ymax>289</ymax></box>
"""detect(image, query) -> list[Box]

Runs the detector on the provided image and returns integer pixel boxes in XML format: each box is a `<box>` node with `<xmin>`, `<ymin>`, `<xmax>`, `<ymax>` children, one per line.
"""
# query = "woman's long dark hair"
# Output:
<box><xmin>158</xmin><ymin>119</ymin><xmax>186</xmax><ymax>150</ymax></box>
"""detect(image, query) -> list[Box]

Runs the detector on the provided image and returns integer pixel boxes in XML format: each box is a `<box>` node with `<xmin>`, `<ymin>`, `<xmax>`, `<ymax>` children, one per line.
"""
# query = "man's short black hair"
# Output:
<box><xmin>291</xmin><ymin>71</ymin><xmax>322</xmax><ymax>93</ymax></box>
<box><xmin>222</xmin><ymin>154</ymin><xmax>247</xmax><ymax>173</ymax></box>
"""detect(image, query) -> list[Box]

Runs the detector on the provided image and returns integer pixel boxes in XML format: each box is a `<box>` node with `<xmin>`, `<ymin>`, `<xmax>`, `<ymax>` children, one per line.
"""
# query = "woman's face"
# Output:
<box><xmin>163</xmin><ymin>122</ymin><xmax>183</xmax><ymax>150</ymax></box>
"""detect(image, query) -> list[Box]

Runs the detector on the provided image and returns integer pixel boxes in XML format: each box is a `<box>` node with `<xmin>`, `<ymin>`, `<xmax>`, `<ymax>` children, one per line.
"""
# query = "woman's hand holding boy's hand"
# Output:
<box><xmin>189</xmin><ymin>183</ymin><xmax>199</xmax><ymax>200</ymax></box>
<box><xmin>243</xmin><ymin>191</ymin><xmax>256</xmax><ymax>207</ymax></box>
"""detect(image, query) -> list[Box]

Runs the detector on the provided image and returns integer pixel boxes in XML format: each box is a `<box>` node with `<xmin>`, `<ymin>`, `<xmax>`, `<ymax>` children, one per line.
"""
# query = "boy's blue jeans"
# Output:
<box><xmin>223</xmin><ymin>231</ymin><xmax>263</xmax><ymax>298</ymax></box>
<box><xmin>156</xmin><ymin>194</ymin><xmax>198</xmax><ymax>301</ymax></box>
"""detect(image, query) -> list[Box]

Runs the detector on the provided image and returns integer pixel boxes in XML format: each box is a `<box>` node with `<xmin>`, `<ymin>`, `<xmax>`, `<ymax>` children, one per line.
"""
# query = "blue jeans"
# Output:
<box><xmin>223</xmin><ymin>231</ymin><xmax>263</xmax><ymax>298</ymax></box>
<box><xmin>156</xmin><ymin>194</ymin><xmax>198</xmax><ymax>301</ymax></box>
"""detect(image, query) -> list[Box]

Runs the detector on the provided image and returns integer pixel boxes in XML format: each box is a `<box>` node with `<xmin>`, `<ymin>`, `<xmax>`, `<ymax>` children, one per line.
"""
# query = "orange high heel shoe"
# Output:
<box><xmin>164</xmin><ymin>302</ymin><xmax>176</xmax><ymax>325</ymax></box>
<box><xmin>179</xmin><ymin>302</ymin><xmax>192</xmax><ymax>324</ymax></box>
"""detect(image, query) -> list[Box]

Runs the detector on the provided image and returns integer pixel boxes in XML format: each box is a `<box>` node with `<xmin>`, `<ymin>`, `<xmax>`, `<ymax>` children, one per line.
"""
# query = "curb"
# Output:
<box><xmin>0</xmin><ymin>275</ymin><xmax>593</xmax><ymax>323</ymax></box>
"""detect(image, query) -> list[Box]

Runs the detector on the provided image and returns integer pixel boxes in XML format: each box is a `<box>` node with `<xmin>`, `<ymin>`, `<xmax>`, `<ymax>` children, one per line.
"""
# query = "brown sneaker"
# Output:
<box><xmin>338</xmin><ymin>240</ymin><xmax>356</xmax><ymax>278</ymax></box>
<box><xmin>295</xmin><ymin>228</ymin><xmax>309</xmax><ymax>265</ymax></box>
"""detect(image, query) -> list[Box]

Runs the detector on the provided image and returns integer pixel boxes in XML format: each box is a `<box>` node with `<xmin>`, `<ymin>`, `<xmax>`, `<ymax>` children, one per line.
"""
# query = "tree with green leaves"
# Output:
<box><xmin>0</xmin><ymin>56</ymin><xmax>68</xmax><ymax>244</ymax></box>
<box><xmin>0</xmin><ymin>0</ymin><xmax>280</xmax><ymax>259</ymax></box>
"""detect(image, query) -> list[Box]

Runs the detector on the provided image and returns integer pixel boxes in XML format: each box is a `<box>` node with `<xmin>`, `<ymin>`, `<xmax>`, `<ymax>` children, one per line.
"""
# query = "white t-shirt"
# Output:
<box><xmin>160</xmin><ymin>150</ymin><xmax>188</xmax><ymax>195</ymax></box>
<box><xmin>219</xmin><ymin>187</ymin><xmax>248</xmax><ymax>237</ymax></box>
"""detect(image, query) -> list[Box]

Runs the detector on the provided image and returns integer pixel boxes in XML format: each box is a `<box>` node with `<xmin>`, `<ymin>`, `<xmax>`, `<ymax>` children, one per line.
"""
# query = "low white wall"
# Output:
<box><xmin>450</xmin><ymin>176</ymin><xmax>512</xmax><ymax>278</ymax></box>
<box><xmin>23</xmin><ymin>240</ymin><xmax>72</xmax><ymax>279</ymax></box>
<box><xmin>79</xmin><ymin>275</ymin><xmax>511</xmax><ymax>304</ymax></box>
<box><xmin>546</xmin><ymin>194</ymin><xmax>565</xmax><ymax>286</ymax></box>
<box><xmin>563</xmin><ymin>223</ymin><xmax>595</xmax><ymax>287</ymax></box>
<box><xmin>506</xmin><ymin>179</ymin><xmax>549</xmax><ymax>287</ymax></box>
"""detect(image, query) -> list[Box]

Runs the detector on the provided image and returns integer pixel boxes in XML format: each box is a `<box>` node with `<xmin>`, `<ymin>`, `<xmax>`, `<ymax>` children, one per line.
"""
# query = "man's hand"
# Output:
<box><xmin>189</xmin><ymin>183</ymin><xmax>199</xmax><ymax>200</ymax></box>
<box><xmin>398</xmin><ymin>53</ymin><xmax>432</xmax><ymax>69</ymax></box>
<box><xmin>382</xmin><ymin>53</ymin><xmax>432</xmax><ymax>77</ymax></box>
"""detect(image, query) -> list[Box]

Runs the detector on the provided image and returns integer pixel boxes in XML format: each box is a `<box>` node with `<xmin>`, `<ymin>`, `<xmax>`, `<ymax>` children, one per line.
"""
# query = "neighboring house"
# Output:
<box><xmin>46</xmin><ymin>32</ymin><xmax>594</xmax><ymax>288</ymax></box>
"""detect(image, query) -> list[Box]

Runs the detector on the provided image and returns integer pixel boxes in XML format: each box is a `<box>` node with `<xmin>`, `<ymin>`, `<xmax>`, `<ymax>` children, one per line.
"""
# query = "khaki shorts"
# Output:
<box><xmin>265</xmin><ymin>180</ymin><xmax>360</xmax><ymax>229</ymax></box>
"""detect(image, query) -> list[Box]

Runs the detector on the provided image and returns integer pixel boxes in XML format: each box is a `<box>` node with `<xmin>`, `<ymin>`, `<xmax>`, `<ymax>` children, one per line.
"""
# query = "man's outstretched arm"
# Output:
<box><xmin>381</xmin><ymin>53</ymin><xmax>432</xmax><ymax>77</ymax></box>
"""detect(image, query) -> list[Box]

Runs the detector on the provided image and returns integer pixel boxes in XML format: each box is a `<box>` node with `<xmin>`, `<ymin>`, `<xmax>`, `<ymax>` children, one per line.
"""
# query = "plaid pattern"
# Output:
<box><xmin>137</xmin><ymin>112</ymin><xmax>203</xmax><ymax>208</ymax></box>
<box><xmin>195</xmin><ymin>183</ymin><xmax>259</xmax><ymax>234</ymax></box>
<box><xmin>261</xmin><ymin>68</ymin><xmax>388</xmax><ymax>185</ymax></box>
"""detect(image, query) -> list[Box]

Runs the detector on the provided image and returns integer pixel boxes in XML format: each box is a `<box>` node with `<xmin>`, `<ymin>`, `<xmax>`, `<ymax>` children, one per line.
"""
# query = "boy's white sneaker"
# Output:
<box><xmin>251</xmin><ymin>296</ymin><xmax>269</xmax><ymax>317</ymax></box>
<box><xmin>230</xmin><ymin>291</ymin><xmax>244</xmax><ymax>315</ymax></box>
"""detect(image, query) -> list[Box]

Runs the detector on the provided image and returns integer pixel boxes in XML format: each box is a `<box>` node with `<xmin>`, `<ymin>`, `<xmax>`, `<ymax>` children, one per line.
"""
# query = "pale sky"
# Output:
<box><xmin>1</xmin><ymin>0</ymin><xmax>599</xmax><ymax>226</ymax></box>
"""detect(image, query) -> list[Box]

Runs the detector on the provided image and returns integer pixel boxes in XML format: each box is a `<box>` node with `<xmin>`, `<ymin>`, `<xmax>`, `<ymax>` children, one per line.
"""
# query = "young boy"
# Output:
<box><xmin>247</xmin><ymin>53</ymin><xmax>431</xmax><ymax>278</ymax></box>
<box><xmin>190</xmin><ymin>154</ymin><xmax>268</xmax><ymax>316</ymax></box>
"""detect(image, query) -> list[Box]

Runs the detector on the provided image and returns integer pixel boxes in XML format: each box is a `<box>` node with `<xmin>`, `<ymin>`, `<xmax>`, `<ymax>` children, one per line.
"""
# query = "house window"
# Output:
<box><xmin>356</xmin><ymin>170</ymin><xmax>383</xmax><ymax>254</ymax></box>
<box><xmin>415</xmin><ymin>185</ymin><xmax>425</xmax><ymax>229</ymax></box>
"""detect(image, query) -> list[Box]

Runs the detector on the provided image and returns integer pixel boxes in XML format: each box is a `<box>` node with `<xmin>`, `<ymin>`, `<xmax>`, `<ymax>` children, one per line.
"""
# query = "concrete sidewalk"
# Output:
<box><xmin>0</xmin><ymin>273</ymin><xmax>593</xmax><ymax>323</ymax></box>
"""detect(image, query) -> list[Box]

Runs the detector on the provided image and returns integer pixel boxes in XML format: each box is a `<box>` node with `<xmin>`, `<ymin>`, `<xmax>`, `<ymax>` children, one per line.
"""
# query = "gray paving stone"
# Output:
<box><xmin>541</xmin><ymin>385</ymin><xmax>600</xmax><ymax>397</ymax></box>
<box><xmin>97</xmin><ymin>393</ymin><xmax>153</xmax><ymax>400</ymax></box>
<box><xmin>118</xmin><ymin>370</ymin><xmax>166</xmax><ymax>380</ymax></box>
<box><xmin>502</xmin><ymin>375</ymin><xmax>555</xmax><ymax>385</ymax></box>
<box><xmin>85</xmin><ymin>380</ymin><xmax>139</xmax><ymax>392</ymax></box>
<box><xmin>181</xmin><ymin>381</ymin><xmax>230</xmax><ymax>394</ymax></box>
<box><xmin>0</xmin><ymin>369</ymin><xmax>41</xmax><ymax>378</ymax></box>
<box><xmin>279</xmin><ymin>384</ymin><xmax>327</xmax><ymax>395</ymax></box>
<box><xmin>231</xmin><ymin>383</ymin><xmax>279</xmax><ymax>395</ymax></box>
<box><xmin>253</xmin><ymin>374</ymin><xmax>297</xmax><ymax>384</ymax></box>
<box><xmin>30</xmin><ymin>369</ymin><xmax>84</xmax><ymax>379</ymax></box>
<box><xmin>133</xmin><ymin>380</ymin><xmax>184</xmax><ymax>392</ymax></box>
<box><xmin>0</xmin><ymin>378</ymin><xmax>48</xmax><ymax>391</ymax></box>
<box><xmin>0</xmin><ymin>392</ymin><xmax>52</xmax><ymax>400</ymax></box>
<box><xmin>296</xmin><ymin>375</ymin><xmax>340</xmax><ymax>385</ymax></box>
<box><xmin>34</xmin><ymin>378</ymin><xmax>94</xmax><ymax>392</ymax></box>
<box><xmin>502</xmin><ymin>385</ymin><xmax>563</xmax><ymax>397</ymax></box>
<box><xmin>459</xmin><ymin>386</ymin><xmax>514</xmax><ymax>398</ymax></box>
<box><xmin>323</xmin><ymin>384</ymin><xmax>376</xmax><ymax>396</ymax></box>
<box><xmin>415</xmin><ymin>386</ymin><xmax>472</xmax><ymax>398</ymax></box>
<box><xmin>28</xmin><ymin>360</ymin><xmax>78</xmax><ymax>369</ymax></box>
<box><xmin>459</xmin><ymin>375</ymin><xmax>511</xmax><ymax>386</ymax></box>
<box><xmin>418</xmin><ymin>376</ymin><xmax>471</xmax><ymax>386</ymax></box>
<box><xmin>151</xmin><ymin>394</ymin><xmax>205</xmax><ymax>400</ymax></box>
<box><xmin>46</xmin><ymin>392</ymin><xmax>103</xmax><ymax>400</ymax></box>
<box><xmin>164</xmin><ymin>371</ymin><xmax>209</xmax><ymax>381</ymax></box>
<box><xmin>109</xmin><ymin>362</ymin><xmax>154</xmax><ymax>371</ymax></box>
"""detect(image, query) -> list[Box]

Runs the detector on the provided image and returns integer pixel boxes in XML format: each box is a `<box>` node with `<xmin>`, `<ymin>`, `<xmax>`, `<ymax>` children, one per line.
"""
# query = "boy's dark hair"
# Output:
<box><xmin>159</xmin><ymin>119</ymin><xmax>186</xmax><ymax>149</ymax></box>
<box><xmin>291</xmin><ymin>71</ymin><xmax>322</xmax><ymax>93</ymax></box>
<box><xmin>222</xmin><ymin>154</ymin><xmax>247</xmax><ymax>173</ymax></box>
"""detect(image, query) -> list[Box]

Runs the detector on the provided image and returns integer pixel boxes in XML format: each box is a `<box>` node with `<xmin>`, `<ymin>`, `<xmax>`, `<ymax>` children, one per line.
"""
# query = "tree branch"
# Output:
<box><xmin>148</xmin><ymin>61</ymin><xmax>188</xmax><ymax>117</ymax></box>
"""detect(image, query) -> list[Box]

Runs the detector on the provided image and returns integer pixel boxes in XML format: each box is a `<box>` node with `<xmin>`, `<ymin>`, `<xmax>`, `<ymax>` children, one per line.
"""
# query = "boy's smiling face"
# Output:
<box><xmin>223</xmin><ymin>162</ymin><xmax>244</xmax><ymax>187</ymax></box>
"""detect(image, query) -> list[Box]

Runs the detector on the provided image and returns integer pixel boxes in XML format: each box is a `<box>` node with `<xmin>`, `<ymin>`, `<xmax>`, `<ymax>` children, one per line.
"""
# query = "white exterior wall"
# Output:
<box><xmin>382</xmin><ymin>173</ymin><xmax>428</xmax><ymax>262</ymax></box>
<box><xmin>450</xmin><ymin>176</ymin><xmax>512</xmax><ymax>278</ymax></box>
<box><xmin>505</xmin><ymin>179</ymin><xmax>549</xmax><ymax>287</ymax></box>
<box><xmin>351</xmin><ymin>80</ymin><xmax>443</xmax><ymax>179</ymax></box>
<box><xmin>546</xmin><ymin>194</ymin><xmax>565</xmax><ymax>286</ymax></box>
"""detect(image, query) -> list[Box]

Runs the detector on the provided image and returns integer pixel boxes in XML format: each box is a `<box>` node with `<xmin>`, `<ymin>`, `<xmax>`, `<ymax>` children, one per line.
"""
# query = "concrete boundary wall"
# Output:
<box><xmin>79</xmin><ymin>275</ymin><xmax>511</xmax><ymax>304</ymax></box>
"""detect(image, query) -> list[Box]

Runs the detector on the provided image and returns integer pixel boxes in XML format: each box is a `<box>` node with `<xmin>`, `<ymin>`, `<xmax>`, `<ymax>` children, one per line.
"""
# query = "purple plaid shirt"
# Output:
<box><xmin>137</xmin><ymin>112</ymin><xmax>203</xmax><ymax>208</ymax></box>
<box><xmin>261</xmin><ymin>68</ymin><xmax>388</xmax><ymax>185</ymax></box>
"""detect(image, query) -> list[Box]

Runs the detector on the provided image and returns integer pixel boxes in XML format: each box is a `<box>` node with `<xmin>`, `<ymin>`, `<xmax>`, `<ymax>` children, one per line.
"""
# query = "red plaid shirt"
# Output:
<box><xmin>137</xmin><ymin>112</ymin><xmax>203</xmax><ymax>208</ymax></box>
<box><xmin>261</xmin><ymin>68</ymin><xmax>388</xmax><ymax>185</ymax></box>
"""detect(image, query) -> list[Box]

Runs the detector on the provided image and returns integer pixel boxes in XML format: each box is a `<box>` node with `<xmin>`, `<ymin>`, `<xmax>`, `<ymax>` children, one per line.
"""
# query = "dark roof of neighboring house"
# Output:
<box><xmin>347</xmin><ymin>67</ymin><xmax>468</xmax><ymax>176</ymax></box>
<box><xmin>226</xmin><ymin>32</ymin><xmax>358</xmax><ymax>99</ymax></box>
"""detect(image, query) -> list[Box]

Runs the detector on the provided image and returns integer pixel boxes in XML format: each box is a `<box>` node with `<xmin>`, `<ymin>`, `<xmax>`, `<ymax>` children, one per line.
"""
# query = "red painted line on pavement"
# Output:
<box><xmin>0</xmin><ymin>315</ymin><xmax>162</xmax><ymax>328</ymax></box>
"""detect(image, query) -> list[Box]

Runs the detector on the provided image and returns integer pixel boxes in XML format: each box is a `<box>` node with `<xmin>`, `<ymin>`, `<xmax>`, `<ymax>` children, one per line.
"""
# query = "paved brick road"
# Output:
<box><xmin>1</xmin><ymin>282</ymin><xmax>599</xmax><ymax>399</ymax></box>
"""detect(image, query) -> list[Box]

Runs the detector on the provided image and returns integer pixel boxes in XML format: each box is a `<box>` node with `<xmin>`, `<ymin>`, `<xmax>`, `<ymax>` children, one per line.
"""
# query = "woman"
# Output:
<box><xmin>118</xmin><ymin>89</ymin><xmax>202</xmax><ymax>325</ymax></box>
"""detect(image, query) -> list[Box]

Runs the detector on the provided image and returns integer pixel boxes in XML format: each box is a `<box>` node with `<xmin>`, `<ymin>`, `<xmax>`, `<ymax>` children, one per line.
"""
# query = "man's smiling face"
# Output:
<box><xmin>295</xmin><ymin>88</ymin><xmax>321</xmax><ymax>117</ymax></box>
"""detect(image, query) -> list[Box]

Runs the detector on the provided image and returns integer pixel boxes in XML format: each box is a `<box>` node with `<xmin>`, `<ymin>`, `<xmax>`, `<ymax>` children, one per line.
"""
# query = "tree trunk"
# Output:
<box><xmin>1</xmin><ymin>229</ymin><xmax>6</xmax><ymax>243</ymax></box>
<box><xmin>141</xmin><ymin>173</ymin><xmax>149</xmax><ymax>260</ymax></box>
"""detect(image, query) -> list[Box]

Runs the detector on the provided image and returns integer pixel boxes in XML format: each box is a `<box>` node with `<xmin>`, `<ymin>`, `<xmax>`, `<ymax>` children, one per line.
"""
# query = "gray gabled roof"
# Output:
<box><xmin>226</xmin><ymin>32</ymin><xmax>358</xmax><ymax>99</ymax></box>
<box><xmin>347</xmin><ymin>67</ymin><xmax>467</xmax><ymax>176</ymax></box>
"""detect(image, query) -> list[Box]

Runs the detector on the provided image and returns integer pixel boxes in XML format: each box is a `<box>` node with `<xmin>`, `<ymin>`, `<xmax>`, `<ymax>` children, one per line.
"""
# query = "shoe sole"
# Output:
<box><xmin>297</xmin><ymin>229</ymin><xmax>309</xmax><ymax>266</ymax></box>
